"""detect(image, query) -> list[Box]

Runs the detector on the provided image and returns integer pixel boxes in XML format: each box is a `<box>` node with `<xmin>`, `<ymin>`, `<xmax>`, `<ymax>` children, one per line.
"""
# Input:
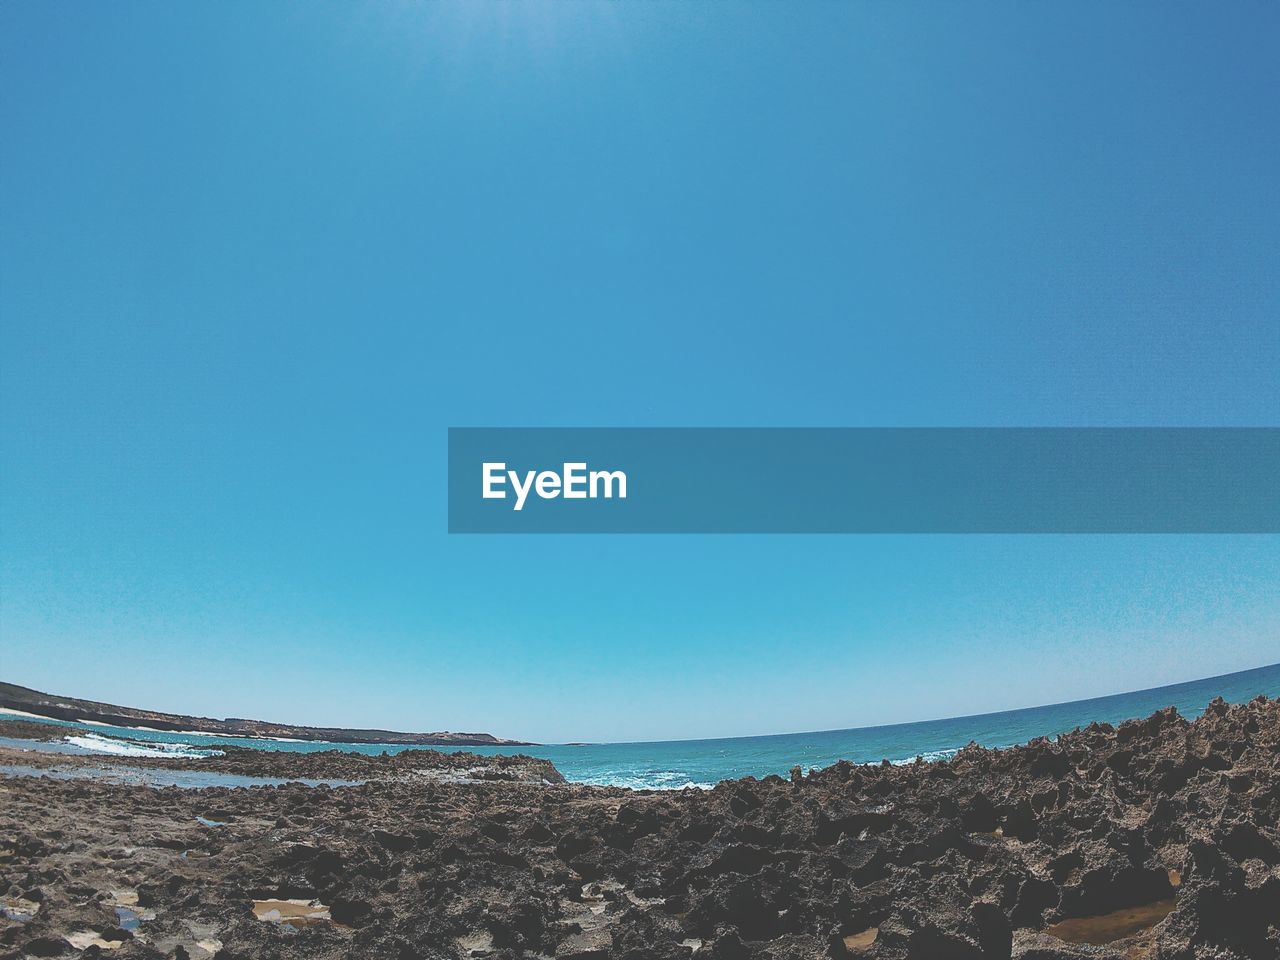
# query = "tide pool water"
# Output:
<box><xmin>4</xmin><ymin>663</ymin><xmax>1277</xmax><ymax>790</ymax></box>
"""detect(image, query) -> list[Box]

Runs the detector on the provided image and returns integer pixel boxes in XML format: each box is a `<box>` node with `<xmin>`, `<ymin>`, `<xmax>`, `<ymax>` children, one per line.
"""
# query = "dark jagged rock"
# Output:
<box><xmin>2</xmin><ymin>696</ymin><xmax>1279</xmax><ymax>959</ymax></box>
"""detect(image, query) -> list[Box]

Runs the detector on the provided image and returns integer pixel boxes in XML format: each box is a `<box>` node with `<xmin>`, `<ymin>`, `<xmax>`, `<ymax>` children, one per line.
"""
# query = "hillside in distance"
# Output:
<box><xmin>0</xmin><ymin>681</ymin><xmax>534</xmax><ymax>746</ymax></box>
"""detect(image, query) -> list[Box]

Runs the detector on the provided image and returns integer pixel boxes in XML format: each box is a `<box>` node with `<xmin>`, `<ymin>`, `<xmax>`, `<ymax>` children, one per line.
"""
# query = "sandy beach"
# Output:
<box><xmin>2</xmin><ymin>697</ymin><xmax>1277</xmax><ymax>959</ymax></box>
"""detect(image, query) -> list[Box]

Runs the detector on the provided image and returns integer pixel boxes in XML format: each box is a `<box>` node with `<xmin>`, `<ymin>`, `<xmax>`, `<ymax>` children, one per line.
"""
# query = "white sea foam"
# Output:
<box><xmin>74</xmin><ymin>719</ymin><xmax>303</xmax><ymax>742</ymax></box>
<box><xmin>63</xmin><ymin>733</ymin><xmax>221</xmax><ymax>760</ymax></box>
<box><xmin>887</xmin><ymin>747</ymin><xmax>961</xmax><ymax>766</ymax></box>
<box><xmin>576</xmin><ymin>770</ymin><xmax>715</xmax><ymax>791</ymax></box>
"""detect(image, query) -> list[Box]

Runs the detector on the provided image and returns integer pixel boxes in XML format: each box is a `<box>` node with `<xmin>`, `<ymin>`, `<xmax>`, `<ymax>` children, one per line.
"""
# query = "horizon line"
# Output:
<box><xmin>4</xmin><ymin>659</ymin><xmax>1276</xmax><ymax>750</ymax></box>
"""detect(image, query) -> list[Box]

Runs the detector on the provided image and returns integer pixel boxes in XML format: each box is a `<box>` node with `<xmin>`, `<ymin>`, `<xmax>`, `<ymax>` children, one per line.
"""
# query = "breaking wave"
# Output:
<box><xmin>888</xmin><ymin>747</ymin><xmax>962</xmax><ymax>765</ymax></box>
<box><xmin>575</xmin><ymin>770</ymin><xmax>715</xmax><ymax>791</ymax></box>
<box><xmin>64</xmin><ymin>733</ymin><xmax>222</xmax><ymax>760</ymax></box>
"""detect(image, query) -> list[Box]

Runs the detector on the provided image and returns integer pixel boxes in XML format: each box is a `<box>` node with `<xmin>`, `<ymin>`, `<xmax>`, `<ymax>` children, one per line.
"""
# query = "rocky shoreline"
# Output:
<box><xmin>0</xmin><ymin>723</ymin><xmax>564</xmax><ymax>786</ymax></box>
<box><xmin>2</xmin><ymin>697</ymin><xmax>1278</xmax><ymax>959</ymax></box>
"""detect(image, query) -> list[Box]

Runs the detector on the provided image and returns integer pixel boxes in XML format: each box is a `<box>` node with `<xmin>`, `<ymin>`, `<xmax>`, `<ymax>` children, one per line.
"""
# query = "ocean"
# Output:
<box><xmin>4</xmin><ymin>663</ymin><xmax>1278</xmax><ymax>790</ymax></box>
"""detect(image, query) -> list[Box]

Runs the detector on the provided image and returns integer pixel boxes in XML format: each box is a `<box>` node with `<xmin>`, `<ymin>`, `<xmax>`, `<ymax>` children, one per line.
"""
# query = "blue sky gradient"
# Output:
<box><xmin>2</xmin><ymin>2</ymin><xmax>1277</xmax><ymax>742</ymax></box>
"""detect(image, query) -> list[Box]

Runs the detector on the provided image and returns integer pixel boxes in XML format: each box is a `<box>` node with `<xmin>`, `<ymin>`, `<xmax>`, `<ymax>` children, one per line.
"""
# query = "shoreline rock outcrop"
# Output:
<box><xmin>2</xmin><ymin>697</ymin><xmax>1277</xmax><ymax>959</ymax></box>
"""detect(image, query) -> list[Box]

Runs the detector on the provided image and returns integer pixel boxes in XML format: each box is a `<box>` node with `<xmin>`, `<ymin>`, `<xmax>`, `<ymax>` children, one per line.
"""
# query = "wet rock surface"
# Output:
<box><xmin>2</xmin><ymin>697</ymin><xmax>1278</xmax><ymax>959</ymax></box>
<box><xmin>0</xmin><ymin>740</ymin><xmax>567</xmax><ymax>786</ymax></box>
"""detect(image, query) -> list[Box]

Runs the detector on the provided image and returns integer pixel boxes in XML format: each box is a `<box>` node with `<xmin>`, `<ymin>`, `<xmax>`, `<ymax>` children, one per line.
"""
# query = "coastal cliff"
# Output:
<box><xmin>0</xmin><ymin>682</ymin><xmax>533</xmax><ymax>747</ymax></box>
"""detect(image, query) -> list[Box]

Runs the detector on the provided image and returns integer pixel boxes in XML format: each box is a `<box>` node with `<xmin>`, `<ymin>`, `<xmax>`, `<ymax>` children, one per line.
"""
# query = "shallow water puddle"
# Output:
<box><xmin>108</xmin><ymin>889</ymin><xmax>154</xmax><ymax>930</ymax></box>
<box><xmin>843</xmin><ymin>927</ymin><xmax>878</xmax><ymax>952</ymax></box>
<box><xmin>66</xmin><ymin>930</ymin><xmax>126</xmax><ymax>950</ymax></box>
<box><xmin>1046</xmin><ymin>900</ymin><xmax>1176</xmax><ymax>946</ymax></box>
<box><xmin>0</xmin><ymin>897</ymin><xmax>39</xmax><ymax>922</ymax></box>
<box><xmin>253</xmin><ymin>898</ymin><xmax>332</xmax><ymax>928</ymax></box>
<box><xmin>115</xmin><ymin>904</ymin><xmax>153</xmax><ymax>930</ymax></box>
<box><xmin>151</xmin><ymin>923</ymin><xmax>223</xmax><ymax>960</ymax></box>
<box><xmin>196</xmin><ymin>815</ymin><xmax>226</xmax><ymax>827</ymax></box>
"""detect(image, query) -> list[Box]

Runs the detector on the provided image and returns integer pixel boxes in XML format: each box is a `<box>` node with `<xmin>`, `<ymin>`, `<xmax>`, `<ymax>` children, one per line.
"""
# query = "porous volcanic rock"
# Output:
<box><xmin>1</xmin><ymin>697</ymin><xmax>1277</xmax><ymax>959</ymax></box>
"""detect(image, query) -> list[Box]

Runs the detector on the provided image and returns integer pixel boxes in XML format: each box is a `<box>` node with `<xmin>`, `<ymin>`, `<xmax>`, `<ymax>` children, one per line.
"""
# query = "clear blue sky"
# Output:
<box><xmin>2</xmin><ymin>2</ymin><xmax>1277</xmax><ymax>743</ymax></box>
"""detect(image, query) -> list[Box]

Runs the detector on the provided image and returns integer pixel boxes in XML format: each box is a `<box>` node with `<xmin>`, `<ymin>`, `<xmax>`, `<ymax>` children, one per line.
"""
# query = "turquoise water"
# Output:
<box><xmin>4</xmin><ymin>663</ymin><xmax>1277</xmax><ymax>789</ymax></box>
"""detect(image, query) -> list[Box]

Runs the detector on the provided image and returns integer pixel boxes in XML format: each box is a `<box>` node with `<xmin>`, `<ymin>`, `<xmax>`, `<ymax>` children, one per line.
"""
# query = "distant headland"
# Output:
<box><xmin>0</xmin><ymin>680</ymin><xmax>535</xmax><ymax>747</ymax></box>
